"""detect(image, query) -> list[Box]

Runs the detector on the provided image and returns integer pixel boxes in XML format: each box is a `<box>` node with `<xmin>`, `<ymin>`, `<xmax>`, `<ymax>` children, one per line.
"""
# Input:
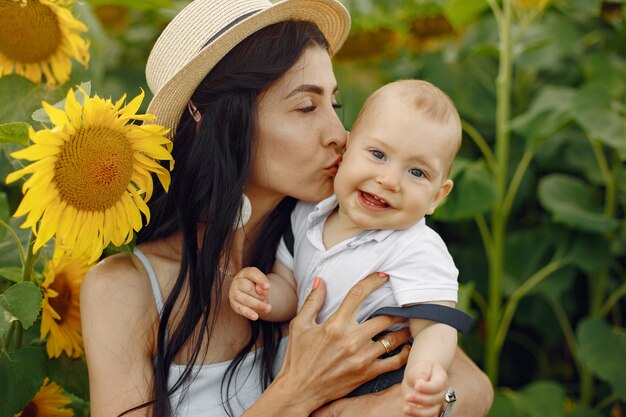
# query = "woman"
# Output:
<box><xmin>81</xmin><ymin>0</ymin><xmax>493</xmax><ymax>416</ymax></box>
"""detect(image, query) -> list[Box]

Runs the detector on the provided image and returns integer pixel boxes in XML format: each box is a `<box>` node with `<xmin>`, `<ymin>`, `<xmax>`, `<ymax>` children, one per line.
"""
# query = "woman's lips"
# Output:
<box><xmin>327</xmin><ymin>156</ymin><xmax>342</xmax><ymax>177</ymax></box>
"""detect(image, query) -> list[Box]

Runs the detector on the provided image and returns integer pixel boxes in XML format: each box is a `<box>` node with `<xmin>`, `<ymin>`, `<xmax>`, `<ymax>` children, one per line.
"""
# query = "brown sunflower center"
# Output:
<box><xmin>20</xmin><ymin>400</ymin><xmax>38</xmax><ymax>417</ymax></box>
<box><xmin>0</xmin><ymin>0</ymin><xmax>62</xmax><ymax>63</ymax></box>
<box><xmin>49</xmin><ymin>272</ymin><xmax>71</xmax><ymax>324</ymax></box>
<box><xmin>54</xmin><ymin>127</ymin><xmax>134</xmax><ymax>212</ymax></box>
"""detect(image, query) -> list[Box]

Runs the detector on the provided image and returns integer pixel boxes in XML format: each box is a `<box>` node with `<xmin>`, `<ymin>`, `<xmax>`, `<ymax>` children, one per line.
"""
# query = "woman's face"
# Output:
<box><xmin>250</xmin><ymin>45</ymin><xmax>346</xmax><ymax>204</ymax></box>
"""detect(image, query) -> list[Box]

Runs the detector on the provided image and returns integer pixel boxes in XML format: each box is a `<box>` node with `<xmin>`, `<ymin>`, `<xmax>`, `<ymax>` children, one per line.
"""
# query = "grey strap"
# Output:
<box><xmin>134</xmin><ymin>248</ymin><xmax>164</xmax><ymax>316</ymax></box>
<box><xmin>369</xmin><ymin>305</ymin><xmax>474</xmax><ymax>335</ymax></box>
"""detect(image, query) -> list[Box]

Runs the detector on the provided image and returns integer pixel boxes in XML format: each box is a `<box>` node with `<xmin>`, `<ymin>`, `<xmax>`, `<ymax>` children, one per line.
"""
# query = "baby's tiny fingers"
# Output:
<box><xmin>231</xmin><ymin>302</ymin><xmax>260</xmax><ymax>321</ymax></box>
<box><xmin>233</xmin><ymin>292</ymin><xmax>271</xmax><ymax>314</ymax></box>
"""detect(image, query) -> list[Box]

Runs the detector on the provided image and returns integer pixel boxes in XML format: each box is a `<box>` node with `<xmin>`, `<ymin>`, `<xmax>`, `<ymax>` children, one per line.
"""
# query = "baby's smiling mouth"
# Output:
<box><xmin>359</xmin><ymin>191</ymin><xmax>391</xmax><ymax>208</ymax></box>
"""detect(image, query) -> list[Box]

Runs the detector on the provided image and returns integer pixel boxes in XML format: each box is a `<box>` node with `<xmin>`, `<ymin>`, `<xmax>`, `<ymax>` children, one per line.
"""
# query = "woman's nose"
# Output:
<box><xmin>321</xmin><ymin>112</ymin><xmax>347</xmax><ymax>151</ymax></box>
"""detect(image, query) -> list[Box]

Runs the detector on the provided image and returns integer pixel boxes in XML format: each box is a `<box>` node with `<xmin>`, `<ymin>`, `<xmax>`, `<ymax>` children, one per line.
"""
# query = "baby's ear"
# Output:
<box><xmin>427</xmin><ymin>179</ymin><xmax>453</xmax><ymax>215</ymax></box>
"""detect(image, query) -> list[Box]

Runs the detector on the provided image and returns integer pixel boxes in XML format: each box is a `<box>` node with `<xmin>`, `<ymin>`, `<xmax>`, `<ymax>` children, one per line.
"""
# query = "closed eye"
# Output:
<box><xmin>298</xmin><ymin>105</ymin><xmax>317</xmax><ymax>113</ymax></box>
<box><xmin>409</xmin><ymin>168</ymin><xmax>425</xmax><ymax>178</ymax></box>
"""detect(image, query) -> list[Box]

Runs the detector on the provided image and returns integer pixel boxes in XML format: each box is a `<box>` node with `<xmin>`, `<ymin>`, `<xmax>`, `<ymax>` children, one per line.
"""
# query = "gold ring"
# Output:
<box><xmin>378</xmin><ymin>338</ymin><xmax>392</xmax><ymax>354</ymax></box>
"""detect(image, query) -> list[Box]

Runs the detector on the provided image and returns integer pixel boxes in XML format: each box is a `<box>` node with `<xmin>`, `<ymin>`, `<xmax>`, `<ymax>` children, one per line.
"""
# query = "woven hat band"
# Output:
<box><xmin>202</xmin><ymin>10</ymin><xmax>260</xmax><ymax>50</ymax></box>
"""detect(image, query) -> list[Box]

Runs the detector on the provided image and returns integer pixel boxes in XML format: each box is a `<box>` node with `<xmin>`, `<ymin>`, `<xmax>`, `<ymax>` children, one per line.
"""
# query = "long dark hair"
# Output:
<box><xmin>128</xmin><ymin>21</ymin><xmax>330</xmax><ymax>417</ymax></box>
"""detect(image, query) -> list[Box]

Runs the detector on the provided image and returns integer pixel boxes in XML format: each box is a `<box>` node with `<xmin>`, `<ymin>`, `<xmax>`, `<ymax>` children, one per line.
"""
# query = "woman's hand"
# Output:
<box><xmin>312</xmin><ymin>385</ymin><xmax>404</xmax><ymax>417</ymax></box>
<box><xmin>244</xmin><ymin>272</ymin><xmax>411</xmax><ymax>416</ymax></box>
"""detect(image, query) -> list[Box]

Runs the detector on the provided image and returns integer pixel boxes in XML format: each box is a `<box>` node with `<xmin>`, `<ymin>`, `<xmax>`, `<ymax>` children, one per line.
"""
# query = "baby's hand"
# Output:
<box><xmin>228</xmin><ymin>267</ymin><xmax>272</xmax><ymax>321</ymax></box>
<box><xmin>401</xmin><ymin>360</ymin><xmax>448</xmax><ymax>417</ymax></box>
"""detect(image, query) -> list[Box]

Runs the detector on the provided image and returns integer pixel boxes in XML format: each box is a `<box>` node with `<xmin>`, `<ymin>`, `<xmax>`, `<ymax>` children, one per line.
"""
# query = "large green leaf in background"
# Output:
<box><xmin>0</xmin><ymin>348</ymin><xmax>46</xmax><ymax>417</ymax></box>
<box><xmin>434</xmin><ymin>158</ymin><xmax>497</xmax><ymax>221</ymax></box>
<box><xmin>0</xmin><ymin>123</ymin><xmax>30</xmax><ymax>146</ymax></box>
<box><xmin>510</xmin><ymin>86</ymin><xmax>574</xmax><ymax>146</ymax></box>
<box><xmin>571</xmin><ymin>82</ymin><xmax>626</xmax><ymax>160</ymax></box>
<box><xmin>538</xmin><ymin>174</ymin><xmax>618</xmax><ymax>232</ymax></box>
<box><xmin>443</xmin><ymin>0</ymin><xmax>489</xmax><ymax>28</ymax></box>
<box><xmin>489</xmin><ymin>381</ymin><xmax>568</xmax><ymax>417</ymax></box>
<box><xmin>576</xmin><ymin>318</ymin><xmax>626</xmax><ymax>401</ymax></box>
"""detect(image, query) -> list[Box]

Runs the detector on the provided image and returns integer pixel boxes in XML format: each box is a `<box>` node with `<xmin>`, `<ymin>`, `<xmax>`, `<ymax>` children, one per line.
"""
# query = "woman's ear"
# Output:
<box><xmin>427</xmin><ymin>179</ymin><xmax>453</xmax><ymax>215</ymax></box>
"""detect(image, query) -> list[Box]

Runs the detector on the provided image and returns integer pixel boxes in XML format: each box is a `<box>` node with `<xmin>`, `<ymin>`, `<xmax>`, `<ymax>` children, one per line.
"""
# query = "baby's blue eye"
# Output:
<box><xmin>370</xmin><ymin>149</ymin><xmax>385</xmax><ymax>160</ymax></box>
<box><xmin>409</xmin><ymin>168</ymin><xmax>424</xmax><ymax>178</ymax></box>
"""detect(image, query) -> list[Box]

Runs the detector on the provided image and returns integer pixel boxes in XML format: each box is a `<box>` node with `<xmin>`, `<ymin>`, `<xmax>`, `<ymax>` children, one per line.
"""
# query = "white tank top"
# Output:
<box><xmin>134</xmin><ymin>248</ymin><xmax>287</xmax><ymax>417</ymax></box>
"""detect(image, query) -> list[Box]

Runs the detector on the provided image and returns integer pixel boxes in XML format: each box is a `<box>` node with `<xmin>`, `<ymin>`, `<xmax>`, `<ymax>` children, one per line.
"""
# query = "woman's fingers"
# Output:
<box><xmin>359</xmin><ymin>314</ymin><xmax>406</xmax><ymax>342</ymax></box>
<box><xmin>330</xmin><ymin>272</ymin><xmax>389</xmax><ymax>322</ymax></box>
<box><xmin>369</xmin><ymin>327</ymin><xmax>411</xmax><ymax>358</ymax></box>
<box><xmin>366</xmin><ymin>344</ymin><xmax>411</xmax><ymax>381</ymax></box>
<box><xmin>291</xmin><ymin>277</ymin><xmax>326</xmax><ymax>326</ymax></box>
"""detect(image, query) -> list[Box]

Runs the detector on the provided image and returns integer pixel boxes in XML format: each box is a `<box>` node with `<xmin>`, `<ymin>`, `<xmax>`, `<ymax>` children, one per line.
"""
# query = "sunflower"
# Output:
<box><xmin>40</xmin><ymin>251</ymin><xmax>89</xmax><ymax>358</ymax></box>
<box><xmin>0</xmin><ymin>0</ymin><xmax>90</xmax><ymax>86</ymax></box>
<box><xmin>6</xmin><ymin>88</ymin><xmax>172</xmax><ymax>262</ymax></box>
<box><xmin>14</xmin><ymin>378</ymin><xmax>73</xmax><ymax>417</ymax></box>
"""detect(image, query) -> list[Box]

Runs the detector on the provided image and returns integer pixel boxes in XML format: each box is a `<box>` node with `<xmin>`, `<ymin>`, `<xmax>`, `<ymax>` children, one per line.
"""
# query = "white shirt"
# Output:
<box><xmin>276</xmin><ymin>195</ymin><xmax>458</xmax><ymax>323</ymax></box>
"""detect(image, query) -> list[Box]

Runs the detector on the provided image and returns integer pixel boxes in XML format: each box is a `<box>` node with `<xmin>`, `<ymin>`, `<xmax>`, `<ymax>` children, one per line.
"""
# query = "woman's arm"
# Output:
<box><xmin>81</xmin><ymin>254</ymin><xmax>157</xmax><ymax>417</ymax></box>
<box><xmin>311</xmin><ymin>347</ymin><xmax>493</xmax><ymax>417</ymax></box>
<box><xmin>242</xmin><ymin>273</ymin><xmax>412</xmax><ymax>417</ymax></box>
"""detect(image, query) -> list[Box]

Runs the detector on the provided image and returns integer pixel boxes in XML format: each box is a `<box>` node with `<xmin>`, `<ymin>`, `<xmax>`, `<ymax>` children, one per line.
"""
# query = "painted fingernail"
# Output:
<box><xmin>378</xmin><ymin>272</ymin><xmax>389</xmax><ymax>278</ymax></box>
<box><xmin>312</xmin><ymin>276</ymin><xmax>320</xmax><ymax>289</ymax></box>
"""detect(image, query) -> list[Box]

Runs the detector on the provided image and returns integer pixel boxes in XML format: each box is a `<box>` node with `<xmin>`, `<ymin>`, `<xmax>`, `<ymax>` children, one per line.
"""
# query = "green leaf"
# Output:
<box><xmin>434</xmin><ymin>159</ymin><xmax>497</xmax><ymax>221</ymax></box>
<box><xmin>517</xmin><ymin>381</ymin><xmax>567</xmax><ymax>417</ymax></box>
<box><xmin>0</xmin><ymin>282</ymin><xmax>42</xmax><ymax>330</ymax></box>
<box><xmin>0</xmin><ymin>266</ymin><xmax>23</xmax><ymax>283</ymax></box>
<box><xmin>538</xmin><ymin>174</ymin><xmax>618</xmax><ymax>232</ymax></box>
<box><xmin>571</xmin><ymin>83</ymin><xmax>626</xmax><ymax>158</ymax></box>
<box><xmin>85</xmin><ymin>0</ymin><xmax>172</xmax><ymax>9</ymax></box>
<box><xmin>443</xmin><ymin>0</ymin><xmax>490</xmax><ymax>28</ymax></box>
<box><xmin>488</xmin><ymin>393</ymin><xmax>520</xmax><ymax>417</ymax></box>
<box><xmin>566</xmin><ymin>234</ymin><xmax>613</xmax><ymax>273</ymax></box>
<box><xmin>0</xmin><ymin>348</ymin><xmax>47</xmax><ymax>417</ymax></box>
<box><xmin>0</xmin><ymin>76</ymin><xmax>66</xmax><ymax>124</ymax></box>
<box><xmin>510</xmin><ymin>86</ymin><xmax>575</xmax><ymax>145</ymax></box>
<box><xmin>576</xmin><ymin>318</ymin><xmax>626</xmax><ymax>401</ymax></box>
<box><xmin>31</xmin><ymin>82</ymin><xmax>91</xmax><ymax>125</ymax></box>
<box><xmin>0</xmin><ymin>122</ymin><xmax>30</xmax><ymax>146</ymax></box>
<box><xmin>46</xmin><ymin>356</ymin><xmax>90</xmax><ymax>400</ymax></box>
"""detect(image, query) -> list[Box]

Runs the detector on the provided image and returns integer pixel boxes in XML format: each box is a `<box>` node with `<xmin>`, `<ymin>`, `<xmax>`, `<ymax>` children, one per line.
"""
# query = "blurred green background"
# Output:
<box><xmin>1</xmin><ymin>0</ymin><xmax>625</xmax><ymax>416</ymax></box>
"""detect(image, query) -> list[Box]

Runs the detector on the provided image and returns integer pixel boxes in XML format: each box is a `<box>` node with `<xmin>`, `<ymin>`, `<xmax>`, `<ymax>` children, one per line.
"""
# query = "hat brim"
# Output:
<box><xmin>146</xmin><ymin>0</ymin><xmax>350</xmax><ymax>137</ymax></box>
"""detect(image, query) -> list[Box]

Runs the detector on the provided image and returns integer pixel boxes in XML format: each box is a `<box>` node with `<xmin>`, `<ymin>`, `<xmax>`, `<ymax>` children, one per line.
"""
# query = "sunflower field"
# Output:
<box><xmin>0</xmin><ymin>0</ymin><xmax>624</xmax><ymax>417</ymax></box>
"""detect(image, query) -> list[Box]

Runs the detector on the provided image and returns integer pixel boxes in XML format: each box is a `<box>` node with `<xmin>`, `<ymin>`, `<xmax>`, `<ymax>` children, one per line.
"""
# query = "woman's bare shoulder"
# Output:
<box><xmin>81</xmin><ymin>251</ymin><xmax>156</xmax><ymax>330</ymax></box>
<box><xmin>83</xmin><ymin>252</ymin><xmax>149</xmax><ymax>299</ymax></box>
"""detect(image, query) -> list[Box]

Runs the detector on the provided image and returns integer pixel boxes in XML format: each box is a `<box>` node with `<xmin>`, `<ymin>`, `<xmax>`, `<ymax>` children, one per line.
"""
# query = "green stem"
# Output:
<box><xmin>485</xmin><ymin>0</ymin><xmax>513</xmax><ymax>384</ymax></box>
<box><xmin>4</xmin><ymin>232</ymin><xmax>40</xmax><ymax>351</ymax></box>
<box><xmin>475</xmin><ymin>215</ymin><xmax>494</xmax><ymax>261</ymax></box>
<box><xmin>462</xmin><ymin>120</ymin><xmax>497</xmax><ymax>175</ymax></box>
<box><xmin>600</xmin><ymin>281</ymin><xmax>626</xmax><ymax>317</ymax></box>
<box><xmin>501</xmin><ymin>148</ymin><xmax>534</xmax><ymax>221</ymax></box>
<box><xmin>590</xmin><ymin>141</ymin><xmax>615</xmax><ymax>218</ymax></box>
<box><xmin>471</xmin><ymin>289</ymin><xmax>489</xmax><ymax>318</ymax></box>
<box><xmin>494</xmin><ymin>258</ymin><xmax>569</xmax><ymax>355</ymax></box>
<box><xmin>2</xmin><ymin>322</ymin><xmax>16</xmax><ymax>351</ymax></box>
<box><xmin>545</xmin><ymin>296</ymin><xmax>585</xmax><ymax>391</ymax></box>
<box><xmin>594</xmin><ymin>393</ymin><xmax>618</xmax><ymax>412</ymax></box>
<box><xmin>0</xmin><ymin>219</ymin><xmax>26</xmax><ymax>266</ymax></box>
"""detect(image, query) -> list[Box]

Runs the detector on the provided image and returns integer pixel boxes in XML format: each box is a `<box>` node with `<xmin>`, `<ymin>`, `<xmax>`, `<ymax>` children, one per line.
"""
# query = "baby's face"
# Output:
<box><xmin>333</xmin><ymin>99</ymin><xmax>457</xmax><ymax>231</ymax></box>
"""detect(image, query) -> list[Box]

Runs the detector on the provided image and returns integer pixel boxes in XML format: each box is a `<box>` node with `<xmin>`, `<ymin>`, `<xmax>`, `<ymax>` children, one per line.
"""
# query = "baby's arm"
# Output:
<box><xmin>402</xmin><ymin>301</ymin><xmax>458</xmax><ymax>417</ymax></box>
<box><xmin>229</xmin><ymin>261</ymin><xmax>298</xmax><ymax>322</ymax></box>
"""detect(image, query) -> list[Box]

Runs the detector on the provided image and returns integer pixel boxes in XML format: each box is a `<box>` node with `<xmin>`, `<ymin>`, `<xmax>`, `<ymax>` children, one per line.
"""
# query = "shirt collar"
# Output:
<box><xmin>306</xmin><ymin>195</ymin><xmax>413</xmax><ymax>244</ymax></box>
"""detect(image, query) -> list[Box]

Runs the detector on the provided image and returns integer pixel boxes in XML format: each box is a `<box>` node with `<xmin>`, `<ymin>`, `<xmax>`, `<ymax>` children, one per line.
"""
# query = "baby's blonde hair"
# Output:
<box><xmin>356</xmin><ymin>79</ymin><xmax>462</xmax><ymax>173</ymax></box>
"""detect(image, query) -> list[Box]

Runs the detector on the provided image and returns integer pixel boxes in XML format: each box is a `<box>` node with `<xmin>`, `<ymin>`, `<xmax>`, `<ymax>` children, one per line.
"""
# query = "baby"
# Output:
<box><xmin>230</xmin><ymin>79</ymin><xmax>463</xmax><ymax>416</ymax></box>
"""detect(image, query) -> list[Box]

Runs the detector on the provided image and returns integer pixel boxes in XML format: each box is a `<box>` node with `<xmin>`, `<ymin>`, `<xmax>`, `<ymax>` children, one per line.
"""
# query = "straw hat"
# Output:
<box><xmin>146</xmin><ymin>0</ymin><xmax>350</xmax><ymax>137</ymax></box>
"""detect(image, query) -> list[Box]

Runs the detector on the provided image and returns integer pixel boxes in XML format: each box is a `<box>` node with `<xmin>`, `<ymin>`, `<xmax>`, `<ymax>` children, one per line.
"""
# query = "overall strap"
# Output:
<box><xmin>369</xmin><ymin>304</ymin><xmax>474</xmax><ymax>334</ymax></box>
